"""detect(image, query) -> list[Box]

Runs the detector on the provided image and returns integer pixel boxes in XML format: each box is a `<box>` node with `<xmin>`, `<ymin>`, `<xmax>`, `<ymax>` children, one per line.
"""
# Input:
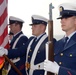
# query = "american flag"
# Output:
<box><xmin>0</xmin><ymin>0</ymin><xmax>9</xmax><ymax>69</ymax></box>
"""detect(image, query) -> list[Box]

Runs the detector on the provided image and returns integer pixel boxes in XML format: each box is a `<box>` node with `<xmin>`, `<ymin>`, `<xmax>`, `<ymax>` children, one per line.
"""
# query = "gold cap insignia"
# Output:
<box><xmin>59</xmin><ymin>6</ymin><xmax>63</xmax><ymax>12</ymax></box>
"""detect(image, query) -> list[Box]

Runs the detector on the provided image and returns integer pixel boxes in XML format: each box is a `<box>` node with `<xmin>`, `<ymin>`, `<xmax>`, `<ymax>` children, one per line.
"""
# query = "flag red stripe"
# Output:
<box><xmin>5</xmin><ymin>42</ymin><xmax>9</xmax><ymax>49</ymax></box>
<box><xmin>0</xmin><ymin>0</ymin><xmax>9</xmax><ymax>69</ymax></box>
<box><xmin>0</xmin><ymin>7</ymin><xmax>7</xmax><ymax>26</ymax></box>
<box><xmin>0</xmin><ymin>27</ymin><xmax>8</xmax><ymax>45</ymax></box>
<box><xmin>0</xmin><ymin>0</ymin><xmax>9</xmax><ymax>48</ymax></box>
<box><xmin>0</xmin><ymin>0</ymin><xmax>3</xmax><ymax>5</ymax></box>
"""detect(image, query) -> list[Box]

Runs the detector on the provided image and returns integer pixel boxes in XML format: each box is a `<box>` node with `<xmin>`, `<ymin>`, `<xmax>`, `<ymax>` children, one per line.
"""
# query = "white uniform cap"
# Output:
<box><xmin>57</xmin><ymin>3</ymin><xmax>76</xmax><ymax>19</ymax></box>
<box><xmin>9</xmin><ymin>16</ymin><xmax>24</xmax><ymax>25</ymax></box>
<box><xmin>30</xmin><ymin>15</ymin><xmax>48</xmax><ymax>26</ymax></box>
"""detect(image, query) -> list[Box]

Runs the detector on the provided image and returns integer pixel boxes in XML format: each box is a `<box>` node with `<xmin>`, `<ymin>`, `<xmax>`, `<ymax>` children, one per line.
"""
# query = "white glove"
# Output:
<box><xmin>44</xmin><ymin>60</ymin><xmax>60</xmax><ymax>74</ymax></box>
<box><xmin>0</xmin><ymin>47</ymin><xmax>8</xmax><ymax>56</ymax></box>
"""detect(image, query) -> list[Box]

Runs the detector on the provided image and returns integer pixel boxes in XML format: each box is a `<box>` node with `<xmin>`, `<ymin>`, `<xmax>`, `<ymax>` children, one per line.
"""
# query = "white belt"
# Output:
<box><xmin>30</xmin><ymin>62</ymin><xmax>44</xmax><ymax>70</ymax></box>
<box><xmin>7</xmin><ymin>57</ymin><xmax>20</xmax><ymax>73</ymax></box>
<box><xmin>11</xmin><ymin>57</ymin><xmax>20</xmax><ymax>63</ymax></box>
<box><xmin>28</xmin><ymin>62</ymin><xmax>44</xmax><ymax>75</ymax></box>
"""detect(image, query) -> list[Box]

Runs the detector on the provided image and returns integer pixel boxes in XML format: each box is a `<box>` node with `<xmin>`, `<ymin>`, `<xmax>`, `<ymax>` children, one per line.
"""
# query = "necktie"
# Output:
<box><xmin>34</xmin><ymin>37</ymin><xmax>37</xmax><ymax>42</ymax></box>
<box><xmin>30</xmin><ymin>37</ymin><xmax>37</xmax><ymax>49</ymax></box>
<box><xmin>64</xmin><ymin>37</ymin><xmax>68</xmax><ymax>47</ymax></box>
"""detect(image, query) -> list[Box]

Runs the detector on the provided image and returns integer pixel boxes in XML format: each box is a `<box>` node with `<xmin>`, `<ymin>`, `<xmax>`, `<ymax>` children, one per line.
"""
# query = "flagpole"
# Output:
<box><xmin>3</xmin><ymin>54</ymin><xmax>22</xmax><ymax>75</ymax></box>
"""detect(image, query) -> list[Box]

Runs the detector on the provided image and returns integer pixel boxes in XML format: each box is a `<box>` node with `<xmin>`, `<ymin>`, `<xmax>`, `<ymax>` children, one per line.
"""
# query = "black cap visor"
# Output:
<box><xmin>8</xmin><ymin>20</ymin><xmax>23</xmax><ymax>25</ymax></box>
<box><xmin>29</xmin><ymin>23</ymin><xmax>42</xmax><ymax>26</ymax></box>
<box><xmin>57</xmin><ymin>14</ymin><xmax>75</xmax><ymax>19</ymax></box>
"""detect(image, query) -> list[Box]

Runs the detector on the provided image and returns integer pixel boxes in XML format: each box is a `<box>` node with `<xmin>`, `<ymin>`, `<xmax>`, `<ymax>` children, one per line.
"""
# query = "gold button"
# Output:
<box><xmin>59</xmin><ymin>62</ymin><xmax>62</xmax><ymax>65</ymax></box>
<box><xmin>60</xmin><ymin>53</ymin><xmax>63</xmax><ymax>56</ymax></box>
<box><xmin>28</xmin><ymin>56</ymin><xmax>30</xmax><ymax>58</ymax></box>
<box><xmin>70</xmin><ymin>54</ymin><xmax>72</xmax><ymax>57</ymax></box>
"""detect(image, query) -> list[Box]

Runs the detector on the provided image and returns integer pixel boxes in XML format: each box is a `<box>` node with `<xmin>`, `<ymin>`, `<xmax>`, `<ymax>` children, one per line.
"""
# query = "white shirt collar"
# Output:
<box><xmin>34</xmin><ymin>32</ymin><xmax>46</xmax><ymax>41</ymax></box>
<box><xmin>65</xmin><ymin>31</ymin><xmax>76</xmax><ymax>42</ymax></box>
<box><xmin>14</xmin><ymin>31</ymin><xmax>21</xmax><ymax>37</ymax></box>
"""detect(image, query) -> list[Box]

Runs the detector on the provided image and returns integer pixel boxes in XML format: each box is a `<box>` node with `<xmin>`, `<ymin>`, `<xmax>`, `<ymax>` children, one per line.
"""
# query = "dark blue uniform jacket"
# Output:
<box><xmin>54</xmin><ymin>33</ymin><xmax>76</xmax><ymax>75</ymax></box>
<box><xmin>8</xmin><ymin>31</ymin><xmax>28</xmax><ymax>75</ymax></box>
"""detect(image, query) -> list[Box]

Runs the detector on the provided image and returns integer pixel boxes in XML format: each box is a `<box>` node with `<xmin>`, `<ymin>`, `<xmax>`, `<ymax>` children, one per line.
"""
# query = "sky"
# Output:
<box><xmin>8</xmin><ymin>0</ymin><xmax>76</xmax><ymax>39</ymax></box>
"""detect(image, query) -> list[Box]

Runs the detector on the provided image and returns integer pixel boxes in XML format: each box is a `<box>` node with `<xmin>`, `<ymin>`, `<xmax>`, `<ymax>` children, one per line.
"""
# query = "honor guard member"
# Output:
<box><xmin>0</xmin><ymin>15</ymin><xmax>56</xmax><ymax>75</ymax></box>
<box><xmin>7</xmin><ymin>16</ymin><xmax>28</xmax><ymax>75</ymax></box>
<box><xmin>44</xmin><ymin>2</ymin><xmax>76</xmax><ymax>75</ymax></box>
<box><xmin>25</xmin><ymin>15</ymin><xmax>56</xmax><ymax>75</ymax></box>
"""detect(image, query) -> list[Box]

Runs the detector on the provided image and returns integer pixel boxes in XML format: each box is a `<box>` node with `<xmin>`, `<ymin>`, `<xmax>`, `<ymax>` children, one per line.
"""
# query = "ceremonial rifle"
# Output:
<box><xmin>45</xmin><ymin>3</ymin><xmax>54</xmax><ymax>75</ymax></box>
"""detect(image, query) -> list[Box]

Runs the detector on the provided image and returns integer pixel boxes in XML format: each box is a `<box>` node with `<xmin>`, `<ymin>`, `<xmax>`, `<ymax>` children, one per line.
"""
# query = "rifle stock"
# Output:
<box><xmin>47</xmin><ymin>20</ymin><xmax>54</xmax><ymax>75</ymax></box>
<box><xmin>48</xmin><ymin>20</ymin><xmax>54</xmax><ymax>61</ymax></box>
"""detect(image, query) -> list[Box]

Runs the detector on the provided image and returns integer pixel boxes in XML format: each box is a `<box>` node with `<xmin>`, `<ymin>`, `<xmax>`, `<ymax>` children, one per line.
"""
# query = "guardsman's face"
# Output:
<box><xmin>60</xmin><ymin>16</ymin><xmax>76</xmax><ymax>34</ymax></box>
<box><xmin>31</xmin><ymin>24</ymin><xmax>43</xmax><ymax>36</ymax></box>
<box><xmin>9</xmin><ymin>23</ymin><xmax>16</xmax><ymax>34</ymax></box>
